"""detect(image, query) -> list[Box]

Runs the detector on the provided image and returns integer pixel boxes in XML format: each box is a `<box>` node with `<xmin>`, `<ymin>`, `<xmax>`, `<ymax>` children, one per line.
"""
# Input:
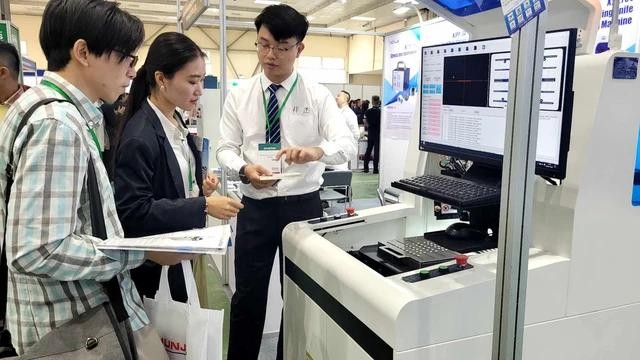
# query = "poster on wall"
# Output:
<box><xmin>383</xmin><ymin>27</ymin><xmax>422</xmax><ymax>140</ymax></box>
<box><xmin>379</xmin><ymin>19</ymin><xmax>467</xmax><ymax>193</ymax></box>
<box><xmin>382</xmin><ymin>19</ymin><xmax>468</xmax><ymax>141</ymax></box>
<box><xmin>594</xmin><ymin>0</ymin><xmax>639</xmax><ymax>53</ymax></box>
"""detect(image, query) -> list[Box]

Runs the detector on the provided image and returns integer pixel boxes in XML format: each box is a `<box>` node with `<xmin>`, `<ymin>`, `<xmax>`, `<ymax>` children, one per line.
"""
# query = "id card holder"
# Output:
<box><xmin>258</xmin><ymin>143</ymin><xmax>282</xmax><ymax>174</ymax></box>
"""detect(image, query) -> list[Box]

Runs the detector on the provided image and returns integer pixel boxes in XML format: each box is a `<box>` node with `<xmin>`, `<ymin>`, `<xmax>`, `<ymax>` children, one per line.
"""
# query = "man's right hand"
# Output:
<box><xmin>243</xmin><ymin>164</ymin><xmax>278</xmax><ymax>189</ymax></box>
<box><xmin>206</xmin><ymin>195</ymin><xmax>244</xmax><ymax>220</ymax></box>
<box><xmin>145</xmin><ymin>251</ymin><xmax>198</xmax><ymax>266</ymax></box>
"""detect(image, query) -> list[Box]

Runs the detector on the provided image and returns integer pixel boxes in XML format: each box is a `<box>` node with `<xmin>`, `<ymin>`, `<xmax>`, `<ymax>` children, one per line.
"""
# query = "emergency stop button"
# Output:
<box><xmin>455</xmin><ymin>254</ymin><xmax>469</xmax><ymax>268</ymax></box>
<box><xmin>346</xmin><ymin>207</ymin><xmax>356</xmax><ymax>216</ymax></box>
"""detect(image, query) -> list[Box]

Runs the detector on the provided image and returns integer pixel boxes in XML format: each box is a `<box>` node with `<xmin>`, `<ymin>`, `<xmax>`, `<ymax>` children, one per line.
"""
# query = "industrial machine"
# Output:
<box><xmin>282</xmin><ymin>1</ymin><xmax>640</xmax><ymax>359</ymax></box>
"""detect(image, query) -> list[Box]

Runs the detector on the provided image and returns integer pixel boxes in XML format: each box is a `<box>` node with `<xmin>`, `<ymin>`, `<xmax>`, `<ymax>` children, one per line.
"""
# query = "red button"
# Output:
<box><xmin>455</xmin><ymin>254</ymin><xmax>469</xmax><ymax>267</ymax></box>
<box><xmin>346</xmin><ymin>207</ymin><xmax>356</xmax><ymax>216</ymax></box>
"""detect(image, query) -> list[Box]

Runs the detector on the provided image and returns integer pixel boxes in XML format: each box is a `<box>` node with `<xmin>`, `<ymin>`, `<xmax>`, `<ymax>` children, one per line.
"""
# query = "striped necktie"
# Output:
<box><xmin>266</xmin><ymin>83</ymin><xmax>281</xmax><ymax>144</ymax></box>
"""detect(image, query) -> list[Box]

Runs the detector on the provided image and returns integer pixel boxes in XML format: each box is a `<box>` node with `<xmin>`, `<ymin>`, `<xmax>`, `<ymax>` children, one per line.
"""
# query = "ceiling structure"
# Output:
<box><xmin>9</xmin><ymin>0</ymin><xmax>431</xmax><ymax>36</ymax></box>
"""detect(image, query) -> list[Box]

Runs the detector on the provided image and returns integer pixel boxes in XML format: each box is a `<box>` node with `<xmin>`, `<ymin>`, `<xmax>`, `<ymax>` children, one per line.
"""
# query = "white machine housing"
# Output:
<box><xmin>283</xmin><ymin>2</ymin><xmax>640</xmax><ymax>359</ymax></box>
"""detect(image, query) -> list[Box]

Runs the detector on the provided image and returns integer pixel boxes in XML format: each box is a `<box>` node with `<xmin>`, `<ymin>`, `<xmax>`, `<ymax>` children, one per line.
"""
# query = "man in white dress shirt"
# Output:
<box><xmin>330</xmin><ymin>89</ymin><xmax>360</xmax><ymax>170</ymax></box>
<box><xmin>336</xmin><ymin>90</ymin><xmax>360</xmax><ymax>142</ymax></box>
<box><xmin>216</xmin><ymin>5</ymin><xmax>356</xmax><ymax>360</ymax></box>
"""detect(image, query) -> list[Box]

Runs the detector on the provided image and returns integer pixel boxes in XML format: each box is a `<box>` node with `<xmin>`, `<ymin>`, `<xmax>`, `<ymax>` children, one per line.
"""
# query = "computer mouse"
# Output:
<box><xmin>445</xmin><ymin>223</ymin><xmax>487</xmax><ymax>240</ymax></box>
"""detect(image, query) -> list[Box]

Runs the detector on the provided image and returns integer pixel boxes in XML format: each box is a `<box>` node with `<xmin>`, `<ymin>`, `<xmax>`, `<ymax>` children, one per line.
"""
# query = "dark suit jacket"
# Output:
<box><xmin>114</xmin><ymin>101</ymin><xmax>206</xmax><ymax>301</ymax></box>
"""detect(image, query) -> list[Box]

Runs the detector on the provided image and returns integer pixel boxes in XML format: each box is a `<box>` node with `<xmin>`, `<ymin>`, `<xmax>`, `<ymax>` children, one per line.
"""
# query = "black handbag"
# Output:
<box><xmin>1</xmin><ymin>98</ymin><xmax>137</xmax><ymax>359</ymax></box>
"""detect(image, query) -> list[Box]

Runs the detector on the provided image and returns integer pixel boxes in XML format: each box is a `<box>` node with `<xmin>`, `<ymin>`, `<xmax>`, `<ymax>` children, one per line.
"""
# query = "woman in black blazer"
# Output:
<box><xmin>115</xmin><ymin>32</ymin><xmax>243</xmax><ymax>302</ymax></box>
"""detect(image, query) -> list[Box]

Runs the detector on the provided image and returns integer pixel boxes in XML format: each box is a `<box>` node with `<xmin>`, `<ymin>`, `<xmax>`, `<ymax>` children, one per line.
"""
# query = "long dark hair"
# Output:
<box><xmin>123</xmin><ymin>32</ymin><xmax>205</xmax><ymax>126</ymax></box>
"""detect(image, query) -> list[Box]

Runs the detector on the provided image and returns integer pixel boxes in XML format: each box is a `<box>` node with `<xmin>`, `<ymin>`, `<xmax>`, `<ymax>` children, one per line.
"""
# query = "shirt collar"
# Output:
<box><xmin>260</xmin><ymin>71</ymin><xmax>298</xmax><ymax>93</ymax></box>
<box><xmin>41</xmin><ymin>72</ymin><xmax>104</xmax><ymax>128</ymax></box>
<box><xmin>147</xmin><ymin>98</ymin><xmax>188</xmax><ymax>138</ymax></box>
<box><xmin>1</xmin><ymin>85</ymin><xmax>25</xmax><ymax>106</ymax></box>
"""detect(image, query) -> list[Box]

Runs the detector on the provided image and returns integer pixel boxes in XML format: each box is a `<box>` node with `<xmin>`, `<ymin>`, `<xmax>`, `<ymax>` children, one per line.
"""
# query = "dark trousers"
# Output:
<box><xmin>131</xmin><ymin>261</ymin><xmax>187</xmax><ymax>302</ymax></box>
<box><xmin>363</xmin><ymin>135</ymin><xmax>380</xmax><ymax>172</ymax></box>
<box><xmin>227</xmin><ymin>191</ymin><xmax>322</xmax><ymax>360</ymax></box>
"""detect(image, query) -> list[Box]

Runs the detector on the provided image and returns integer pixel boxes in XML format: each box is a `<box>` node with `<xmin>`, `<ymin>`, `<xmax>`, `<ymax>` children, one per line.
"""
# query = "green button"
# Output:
<box><xmin>438</xmin><ymin>265</ymin><xmax>449</xmax><ymax>273</ymax></box>
<box><xmin>419</xmin><ymin>269</ymin><xmax>430</xmax><ymax>278</ymax></box>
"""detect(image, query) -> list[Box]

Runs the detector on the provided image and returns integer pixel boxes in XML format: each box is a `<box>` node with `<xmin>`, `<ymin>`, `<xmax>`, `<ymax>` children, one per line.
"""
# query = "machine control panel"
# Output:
<box><xmin>308</xmin><ymin>208</ymin><xmax>357</xmax><ymax>224</ymax></box>
<box><xmin>402</xmin><ymin>255</ymin><xmax>472</xmax><ymax>283</ymax></box>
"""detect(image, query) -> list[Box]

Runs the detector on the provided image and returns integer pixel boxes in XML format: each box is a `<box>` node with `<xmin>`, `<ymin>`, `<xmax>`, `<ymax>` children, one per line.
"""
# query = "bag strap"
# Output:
<box><xmin>85</xmin><ymin>158</ymin><xmax>130</xmax><ymax>323</ymax></box>
<box><xmin>86</xmin><ymin>158</ymin><xmax>137</xmax><ymax>360</ymax></box>
<box><xmin>1</xmin><ymin>98</ymin><xmax>72</xmax><ymax>324</ymax></box>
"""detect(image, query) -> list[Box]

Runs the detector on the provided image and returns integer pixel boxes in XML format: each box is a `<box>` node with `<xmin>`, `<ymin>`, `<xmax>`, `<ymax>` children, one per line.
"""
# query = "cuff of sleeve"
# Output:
<box><xmin>319</xmin><ymin>141</ymin><xmax>345</xmax><ymax>164</ymax></box>
<box><xmin>102</xmin><ymin>249</ymin><xmax>146</xmax><ymax>271</ymax></box>
<box><xmin>319</xmin><ymin>141</ymin><xmax>338</xmax><ymax>159</ymax></box>
<box><xmin>126</xmin><ymin>250</ymin><xmax>146</xmax><ymax>269</ymax></box>
<box><xmin>230</xmin><ymin>158</ymin><xmax>247</xmax><ymax>178</ymax></box>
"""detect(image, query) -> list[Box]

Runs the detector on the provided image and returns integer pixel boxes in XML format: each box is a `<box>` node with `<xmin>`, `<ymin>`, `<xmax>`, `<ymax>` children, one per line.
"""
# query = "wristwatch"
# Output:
<box><xmin>239</xmin><ymin>165</ymin><xmax>251</xmax><ymax>184</ymax></box>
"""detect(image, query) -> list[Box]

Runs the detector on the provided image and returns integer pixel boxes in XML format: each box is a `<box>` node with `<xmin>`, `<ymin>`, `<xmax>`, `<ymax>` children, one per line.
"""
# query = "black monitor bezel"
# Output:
<box><xmin>418</xmin><ymin>28</ymin><xmax>577</xmax><ymax>180</ymax></box>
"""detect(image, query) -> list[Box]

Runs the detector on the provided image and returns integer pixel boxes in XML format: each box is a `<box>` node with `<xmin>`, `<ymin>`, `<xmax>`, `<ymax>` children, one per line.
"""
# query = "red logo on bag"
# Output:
<box><xmin>161</xmin><ymin>337</ymin><xmax>187</xmax><ymax>355</ymax></box>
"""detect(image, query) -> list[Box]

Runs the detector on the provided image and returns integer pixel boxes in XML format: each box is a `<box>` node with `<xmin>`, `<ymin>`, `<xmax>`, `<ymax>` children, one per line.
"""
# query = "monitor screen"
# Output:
<box><xmin>419</xmin><ymin>29</ymin><xmax>576</xmax><ymax>179</ymax></box>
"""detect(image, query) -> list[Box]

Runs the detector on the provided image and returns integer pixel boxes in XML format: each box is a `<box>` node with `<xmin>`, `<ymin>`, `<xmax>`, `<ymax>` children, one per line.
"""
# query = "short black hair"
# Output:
<box><xmin>254</xmin><ymin>5</ymin><xmax>309</xmax><ymax>42</ymax></box>
<box><xmin>372</xmin><ymin>95</ymin><xmax>380</xmax><ymax>106</ymax></box>
<box><xmin>0</xmin><ymin>42</ymin><xmax>20</xmax><ymax>78</ymax></box>
<box><xmin>40</xmin><ymin>0</ymin><xmax>144</xmax><ymax>71</ymax></box>
<box><xmin>340</xmin><ymin>90</ymin><xmax>351</xmax><ymax>102</ymax></box>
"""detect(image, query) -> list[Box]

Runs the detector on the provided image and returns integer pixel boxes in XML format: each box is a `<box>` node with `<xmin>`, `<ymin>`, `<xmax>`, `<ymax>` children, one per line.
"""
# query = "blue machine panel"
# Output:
<box><xmin>433</xmin><ymin>0</ymin><xmax>502</xmax><ymax>16</ymax></box>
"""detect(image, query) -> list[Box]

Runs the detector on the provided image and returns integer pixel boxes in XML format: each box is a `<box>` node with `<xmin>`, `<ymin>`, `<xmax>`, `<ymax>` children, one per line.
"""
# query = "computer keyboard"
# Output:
<box><xmin>392</xmin><ymin>174</ymin><xmax>500</xmax><ymax>208</ymax></box>
<box><xmin>378</xmin><ymin>237</ymin><xmax>459</xmax><ymax>268</ymax></box>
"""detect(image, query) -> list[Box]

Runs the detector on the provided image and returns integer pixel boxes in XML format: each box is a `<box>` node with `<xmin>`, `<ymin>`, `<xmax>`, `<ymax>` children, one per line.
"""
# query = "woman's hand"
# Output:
<box><xmin>206</xmin><ymin>195</ymin><xmax>244</xmax><ymax>220</ymax></box>
<box><xmin>202</xmin><ymin>171</ymin><xmax>220</xmax><ymax>196</ymax></box>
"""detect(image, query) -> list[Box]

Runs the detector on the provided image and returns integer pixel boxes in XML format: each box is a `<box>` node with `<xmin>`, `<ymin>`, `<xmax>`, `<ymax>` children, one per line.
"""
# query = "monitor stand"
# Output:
<box><xmin>427</xmin><ymin>162</ymin><xmax>501</xmax><ymax>253</ymax></box>
<box><xmin>425</xmin><ymin>204</ymin><xmax>499</xmax><ymax>253</ymax></box>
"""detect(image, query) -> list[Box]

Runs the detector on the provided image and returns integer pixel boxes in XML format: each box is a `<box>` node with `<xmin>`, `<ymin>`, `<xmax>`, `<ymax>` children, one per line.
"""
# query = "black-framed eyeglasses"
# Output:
<box><xmin>112</xmin><ymin>49</ymin><xmax>139</xmax><ymax>68</ymax></box>
<box><xmin>254</xmin><ymin>41</ymin><xmax>300</xmax><ymax>56</ymax></box>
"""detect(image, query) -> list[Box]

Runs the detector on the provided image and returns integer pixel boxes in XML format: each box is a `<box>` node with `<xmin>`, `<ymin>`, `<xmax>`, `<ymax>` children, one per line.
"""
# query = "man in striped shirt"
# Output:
<box><xmin>0</xmin><ymin>0</ymin><xmax>190</xmax><ymax>355</ymax></box>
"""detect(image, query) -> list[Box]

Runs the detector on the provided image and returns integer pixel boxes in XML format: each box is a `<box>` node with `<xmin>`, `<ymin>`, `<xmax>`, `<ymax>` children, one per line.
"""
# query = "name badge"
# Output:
<box><xmin>257</xmin><ymin>143</ymin><xmax>282</xmax><ymax>174</ymax></box>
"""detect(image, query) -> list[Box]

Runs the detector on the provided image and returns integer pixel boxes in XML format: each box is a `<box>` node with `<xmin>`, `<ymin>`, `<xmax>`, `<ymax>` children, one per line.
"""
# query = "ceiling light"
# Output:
<box><xmin>254</xmin><ymin>0</ymin><xmax>281</xmax><ymax>5</ymax></box>
<box><xmin>181</xmin><ymin>0</ymin><xmax>209</xmax><ymax>31</ymax></box>
<box><xmin>394</xmin><ymin>0</ymin><xmax>418</xmax><ymax>4</ymax></box>
<box><xmin>393</xmin><ymin>6</ymin><xmax>411</xmax><ymax>15</ymax></box>
<box><xmin>338</xmin><ymin>0</ymin><xmax>347</xmax><ymax>4</ymax></box>
<box><xmin>307</xmin><ymin>16</ymin><xmax>316</xmax><ymax>21</ymax></box>
<box><xmin>351</xmin><ymin>16</ymin><xmax>376</xmax><ymax>21</ymax></box>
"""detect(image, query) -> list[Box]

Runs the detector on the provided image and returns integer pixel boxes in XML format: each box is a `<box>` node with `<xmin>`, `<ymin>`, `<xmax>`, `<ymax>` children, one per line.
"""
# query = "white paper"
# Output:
<box><xmin>97</xmin><ymin>225</ymin><xmax>231</xmax><ymax>255</ymax></box>
<box><xmin>258</xmin><ymin>172</ymin><xmax>302</xmax><ymax>181</ymax></box>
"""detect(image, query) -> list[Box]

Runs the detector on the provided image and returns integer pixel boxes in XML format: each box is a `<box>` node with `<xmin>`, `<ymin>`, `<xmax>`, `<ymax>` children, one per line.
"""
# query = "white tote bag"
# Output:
<box><xmin>144</xmin><ymin>261</ymin><xmax>223</xmax><ymax>360</ymax></box>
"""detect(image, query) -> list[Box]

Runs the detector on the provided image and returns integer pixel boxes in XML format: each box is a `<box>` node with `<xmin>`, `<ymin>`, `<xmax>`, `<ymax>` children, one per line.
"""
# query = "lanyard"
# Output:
<box><xmin>41</xmin><ymin>79</ymin><xmax>103</xmax><ymax>156</ymax></box>
<box><xmin>188</xmin><ymin>155</ymin><xmax>193</xmax><ymax>192</ymax></box>
<box><xmin>260</xmin><ymin>75</ymin><xmax>299</xmax><ymax>133</ymax></box>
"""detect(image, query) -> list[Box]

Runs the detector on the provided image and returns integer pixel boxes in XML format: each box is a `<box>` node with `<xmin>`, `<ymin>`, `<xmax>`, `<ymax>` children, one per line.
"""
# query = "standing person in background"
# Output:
<box><xmin>363</xmin><ymin>95</ymin><xmax>381</xmax><ymax>174</ymax></box>
<box><xmin>216</xmin><ymin>4</ymin><xmax>356</xmax><ymax>359</ymax></box>
<box><xmin>335</xmin><ymin>90</ymin><xmax>360</xmax><ymax>142</ymax></box>
<box><xmin>101</xmin><ymin>93</ymin><xmax>127</xmax><ymax>180</ymax></box>
<box><xmin>361</xmin><ymin>99</ymin><xmax>370</xmax><ymax>119</ymax></box>
<box><xmin>354</xmin><ymin>98</ymin><xmax>364</xmax><ymax>124</ymax></box>
<box><xmin>0</xmin><ymin>42</ymin><xmax>28</xmax><ymax>122</ymax></box>
<box><xmin>329</xmin><ymin>90</ymin><xmax>360</xmax><ymax>170</ymax></box>
<box><xmin>114</xmin><ymin>32</ymin><xmax>244</xmax><ymax>303</ymax></box>
<box><xmin>0</xmin><ymin>0</ymin><xmax>191</xmax><ymax>356</ymax></box>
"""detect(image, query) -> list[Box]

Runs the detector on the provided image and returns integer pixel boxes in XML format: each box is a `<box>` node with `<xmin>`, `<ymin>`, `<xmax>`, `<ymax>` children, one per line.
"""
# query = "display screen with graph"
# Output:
<box><xmin>418</xmin><ymin>29</ymin><xmax>576</xmax><ymax>179</ymax></box>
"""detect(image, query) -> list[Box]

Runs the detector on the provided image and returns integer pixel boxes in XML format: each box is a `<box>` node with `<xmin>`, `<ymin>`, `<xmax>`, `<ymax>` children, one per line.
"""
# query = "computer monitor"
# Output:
<box><xmin>419</xmin><ymin>29</ymin><xmax>576</xmax><ymax>180</ymax></box>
